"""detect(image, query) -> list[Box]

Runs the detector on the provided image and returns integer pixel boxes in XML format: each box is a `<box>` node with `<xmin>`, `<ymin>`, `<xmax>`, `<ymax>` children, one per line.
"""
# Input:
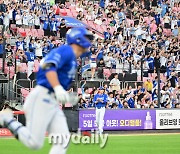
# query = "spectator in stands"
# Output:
<box><xmin>76</xmin><ymin>11</ymin><xmax>84</xmax><ymax>21</ymax></box>
<box><xmin>103</xmin><ymin>27</ymin><xmax>111</xmax><ymax>40</ymax></box>
<box><xmin>50</xmin><ymin>16</ymin><xmax>57</xmax><ymax>36</ymax></box>
<box><xmin>16</xmin><ymin>37</ymin><xmax>25</xmax><ymax>51</ymax></box>
<box><xmin>78</xmin><ymin>94</ymin><xmax>86</xmax><ymax>108</ymax></box>
<box><xmin>82</xmin><ymin>87</ymin><xmax>91</xmax><ymax>107</ymax></box>
<box><xmin>25</xmin><ymin>49</ymin><xmax>35</xmax><ymax>78</ymax></box>
<box><xmin>16</xmin><ymin>47</ymin><xmax>27</xmax><ymax>72</ymax></box>
<box><xmin>43</xmin><ymin>17</ymin><xmax>50</xmax><ymax>36</ymax></box>
<box><xmin>175</xmin><ymin>103</ymin><xmax>180</xmax><ymax>108</ymax></box>
<box><xmin>97</xmin><ymin>58</ymin><xmax>105</xmax><ymax>79</ymax></box>
<box><xmin>144</xmin><ymin>78</ymin><xmax>153</xmax><ymax>93</ymax></box>
<box><xmin>59</xmin><ymin>18</ymin><xmax>67</xmax><ymax>39</ymax></box>
<box><xmin>5</xmin><ymin>43</ymin><xmax>12</xmax><ymax>55</ymax></box>
<box><xmin>123</xmin><ymin>100</ymin><xmax>130</xmax><ymax>109</ymax></box>
<box><xmin>90</xmin><ymin>48</ymin><xmax>98</xmax><ymax>80</ymax></box>
<box><xmin>28</xmin><ymin>10</ymin><xmax>35</xmax><ymax>29</ymax></box>
<box><xmin>22</xmin><ymin>11</ymin><xmax>29</xmax><ymax>28</ymax></box>
<box><xmin>0</xmin><ymin>11</ymin><xmax>4</xmax><ymax>34</ymax></box>
<box><xmin>3</xmin><ymin>10</ymin><xmax>10</xmax><ymax>36</ymax></box>
<box><xmin>34</xmin><ymin>39</ymin><xmax>43</xmax><ymax>59</ymax></box>
<box><xmin>110</xmin><ymin>73</ymin><xmax>120</xmax><ymax>91</ymax></box>
<box><xmin>34</xmin><ymin>11</ymin><xmax>41</xmax><ymax>29</ymax></box>
<box><xmin>107</xmin><ymin>92</ymin><xmax>114</xmax><ymax>108</ymax></box>
<box><xmin>172</xmin><ymin>25</ymin><xmax>179</xmax><ymax>37</ymax></box>
<box><xmin>15</xmin><ymin>10</ymin><xmax>22</xmax><ymax>28</ymax></box>
<box><xmin>0</xmin><ymin>0</ymin><xmax>6</xmax><ymax>13</ymax></box>
<box><xmin>29</xmin><ymin>38</ymin><xmax>36</xmax><ymax>53</ymax></box>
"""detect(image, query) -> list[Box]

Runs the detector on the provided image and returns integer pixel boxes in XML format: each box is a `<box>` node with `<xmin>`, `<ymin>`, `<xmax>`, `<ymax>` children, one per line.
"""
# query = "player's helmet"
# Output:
<box><xmin>66</xmin><ymin>27</ymin><xmax>94</xmax><ymax>48</ymax></box>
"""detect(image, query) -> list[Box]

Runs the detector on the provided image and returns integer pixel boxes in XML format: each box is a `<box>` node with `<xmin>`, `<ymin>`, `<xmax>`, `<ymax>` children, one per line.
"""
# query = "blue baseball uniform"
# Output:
<box><xmin>37</xmin><ymin>45</ymin><xmax>77</xmax><ymax>91</ymax></box>
<box><xmin>0</xmin><ymin>27</ymin><xmax>93</xmax><ymax>154</ymax></box>
<box><xmin>93</xmin><ymin>93</ymin><xmax>108</xmax><ymax>108</ymax></box>
<box><xmin>93</xmin><ymin>92</ymin><xmax>108</xmax><ymax>134</ymax></box>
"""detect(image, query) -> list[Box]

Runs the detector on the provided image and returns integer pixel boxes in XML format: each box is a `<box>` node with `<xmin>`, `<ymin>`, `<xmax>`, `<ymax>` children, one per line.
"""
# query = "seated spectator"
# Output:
<box><xmin>123</xmin><ymin>100</ymin><xmax>130</xmax><ymax>108</ymax></box>
<box><xmin>76</xmin><ymin>11</ymin><xmax>84</xmax><ymax>21</ymax></box>
<box><xmin>172</xmin><ymin>25</ymin><xmax>179</xmax><ymax>37</ymax></box>
<box><xmin>94</xmin><ymin>16</ymin><xmax>102</xmax><ymax>25</ymax></box>
<box><xmin>175</xmin><ymin>103</ymin><xmax>180</xmax><ymax>108</ymax></box>
<box><xmin>107</xmin><ymin>92</ymin><xmax>114</xmax><ymax>108</ymax></box>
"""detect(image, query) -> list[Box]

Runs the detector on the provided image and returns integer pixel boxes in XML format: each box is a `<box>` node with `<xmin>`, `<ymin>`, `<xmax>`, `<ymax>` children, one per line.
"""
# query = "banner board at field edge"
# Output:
<box><xmin>79</xmin><ymin>109</ymin><xmax>156</xmax><ymax>130</ymax></box>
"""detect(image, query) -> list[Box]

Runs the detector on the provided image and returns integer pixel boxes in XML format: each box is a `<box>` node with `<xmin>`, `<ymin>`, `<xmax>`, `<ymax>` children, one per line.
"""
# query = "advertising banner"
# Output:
<box><xmin>79</xmin><ymin>109</ymin><xmax>156</xmax><ymax>130</ymax></box>
<box><xmin>156</xmin><ymin>110</ymin><xmax>180</xmax><ymax>129</ymax></box>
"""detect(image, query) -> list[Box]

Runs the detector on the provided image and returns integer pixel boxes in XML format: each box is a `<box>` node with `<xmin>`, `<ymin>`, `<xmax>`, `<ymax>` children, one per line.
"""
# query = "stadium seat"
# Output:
<box><xmin>104</xmin><ymin>69</ymin><xmax>111</xmax><ymax>79</ymax></box>
<box><xmin>78</xmin><ymin>88</ymin><xmax>82</xmax><ymax>94</ymax></box>
<box><xmin>31</xmin><ymin>29</ymin><xmax>38</xmax><ymax>37</ymax></box>
<box><xmin>19</xmin><ymin>63</ymin><xmax>28</xmax><ymax>73</ymax></box>
<box><xmin>21</xmin><ymin>88</ymin><xmax>30</xmax><ymax>98</ymax></box>
<box><xmin>65</xmin><ymin>103</ymin><xmax>72</xmax><ymax>107</ymax></box>
<box><xmin>37</xmin><ymin>29</ymin><xmax>44</xmax><ymax>37</ymax></box>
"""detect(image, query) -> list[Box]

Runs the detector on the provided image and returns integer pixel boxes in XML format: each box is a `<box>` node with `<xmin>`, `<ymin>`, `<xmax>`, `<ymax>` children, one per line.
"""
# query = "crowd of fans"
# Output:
<box><xmin>0</xmin><ymin>0</ymin><xmax>179</xmax><ymax>109</ymax></box>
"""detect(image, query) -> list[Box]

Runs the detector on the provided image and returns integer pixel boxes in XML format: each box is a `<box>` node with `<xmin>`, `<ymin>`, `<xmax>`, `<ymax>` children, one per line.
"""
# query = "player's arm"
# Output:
<box><xmin>46</xmin><ymin>71</ymin><xmax>60</xmax><ymax>88</ymax></box>
<box><xmin>93</xmin><ymin>95</ymin><xmax>98</xmax><ymax>104</ymax></box>
<box><xmin>42</xmin><ymin>49</ymin><xmax>70</xmax><ymax>104</ymax></box>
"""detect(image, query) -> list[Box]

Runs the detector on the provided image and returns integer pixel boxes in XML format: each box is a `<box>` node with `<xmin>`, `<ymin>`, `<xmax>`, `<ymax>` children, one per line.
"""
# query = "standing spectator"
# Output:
<box><xmin>59</xmin><ymin>18</ymin><xmax>67</xmax><ymax>39</ymax></box>
<box><xmin>0</xmin><ymin>11</ymin><xmax>4</xmax><ymax>33</ymax></box>
<box><xmin>3</xmin><ymin>11</ymin><xmax>10</xmax><ymax>35</ymax></box>
<box><xmin>25</xmin><ymin>50</ymin><xmax>36</xmax><ymax>77</ymax></box>
<box><xmin>15</xmin><ymin>10</ymin><xmax>22</xmax><ymax>27</ymax></box>
<box><xmin>42</xmin><ymin>41</ymin><xmax>49</xmax><ymax>57</ymax></box>
<box><xmin>16</xmin><ymin>48</ymin><xmax>27</xmax><ymax>72</ymax></box>
<box><xmin>97</xmin><ymin>58</ymin><xmax>105</xmax><ymax>79</ymax></box>
<box><xmin>0</xmin><ymin>37</ymin><xmax>3</xmax><ymax>58</ymax></box>
<box><xmin>29</xmin><ymin>38</ymin><xmax>36</xmax><ymax>53</ymax></box>
<box><xmin>35</xmin><ymin>39</ymin><xmax>42</xmax><ymax>59</ymax></box>
<box><xmin>144</xmin><ymin>78</ymin><xmax>153</xmax><ymax>93</ymax></box>
<box><xmin>22</xmin><ymin>11</ymin><xmax>29</xmax><ymax>28</ymax></box>
<box><xmin>103</xmin><ymin>28</ymin><xmax>111</xmax><ymax>40</ymax></box>
<box><xmin>28</xmin><ymin>10</ymin><xmax>35</xmax><ymax>29</ymax></box>
<box><xmin>50</xmin><ymin>16</ymin><xmax>57</xmax><ymax>36</ymax></box>
<box><xmin>34</xmin><ymin>11</ymin><xmax>40</xmax><ymax>29</ymax></box>
<box><xmin>90</xmin><ymin>49</ymin><xmax>98</xmax><ymax>80</ymax></box>
<box><xmin>16</xmin><ymin>37</ymin><xmax>25</xmax><ymax>51</ymax></box>
<box><xmin>0</xmin><ymin>0</ymin><xmax>6</xmax><ymax>13</ymax></box>
<box><xmin>110</xmin><ymin>73</ymin><xmax>121</xmax><ymax>91</ymax></box>
<box><xmin>164</xmin><ymin>13</ymin><xmax>171</xmax><ymax>29</ymax></box>
<box><xmin>43</xmin><ymin>17</ymin><xmax>50</xmax><ymax>36</ymax></box>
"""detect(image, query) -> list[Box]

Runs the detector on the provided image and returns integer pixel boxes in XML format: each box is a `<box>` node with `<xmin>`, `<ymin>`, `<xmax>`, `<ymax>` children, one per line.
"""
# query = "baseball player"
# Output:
<box><xmin>93</xmin><ymin>87</ymin><xmax>108</xmax><ymax>134</ymax></box>
<box><xmin>0</xmin><ymin>27</ymin><xmax>93</xmax><ymax>154</ymax></box>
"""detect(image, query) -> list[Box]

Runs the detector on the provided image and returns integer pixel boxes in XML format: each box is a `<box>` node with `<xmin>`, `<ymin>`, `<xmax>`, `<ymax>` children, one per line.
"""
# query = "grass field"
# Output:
<box><xmin>0</xmin><ymin>134</ymin><xmax>180</xmax><ymax>154</ymax></box>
